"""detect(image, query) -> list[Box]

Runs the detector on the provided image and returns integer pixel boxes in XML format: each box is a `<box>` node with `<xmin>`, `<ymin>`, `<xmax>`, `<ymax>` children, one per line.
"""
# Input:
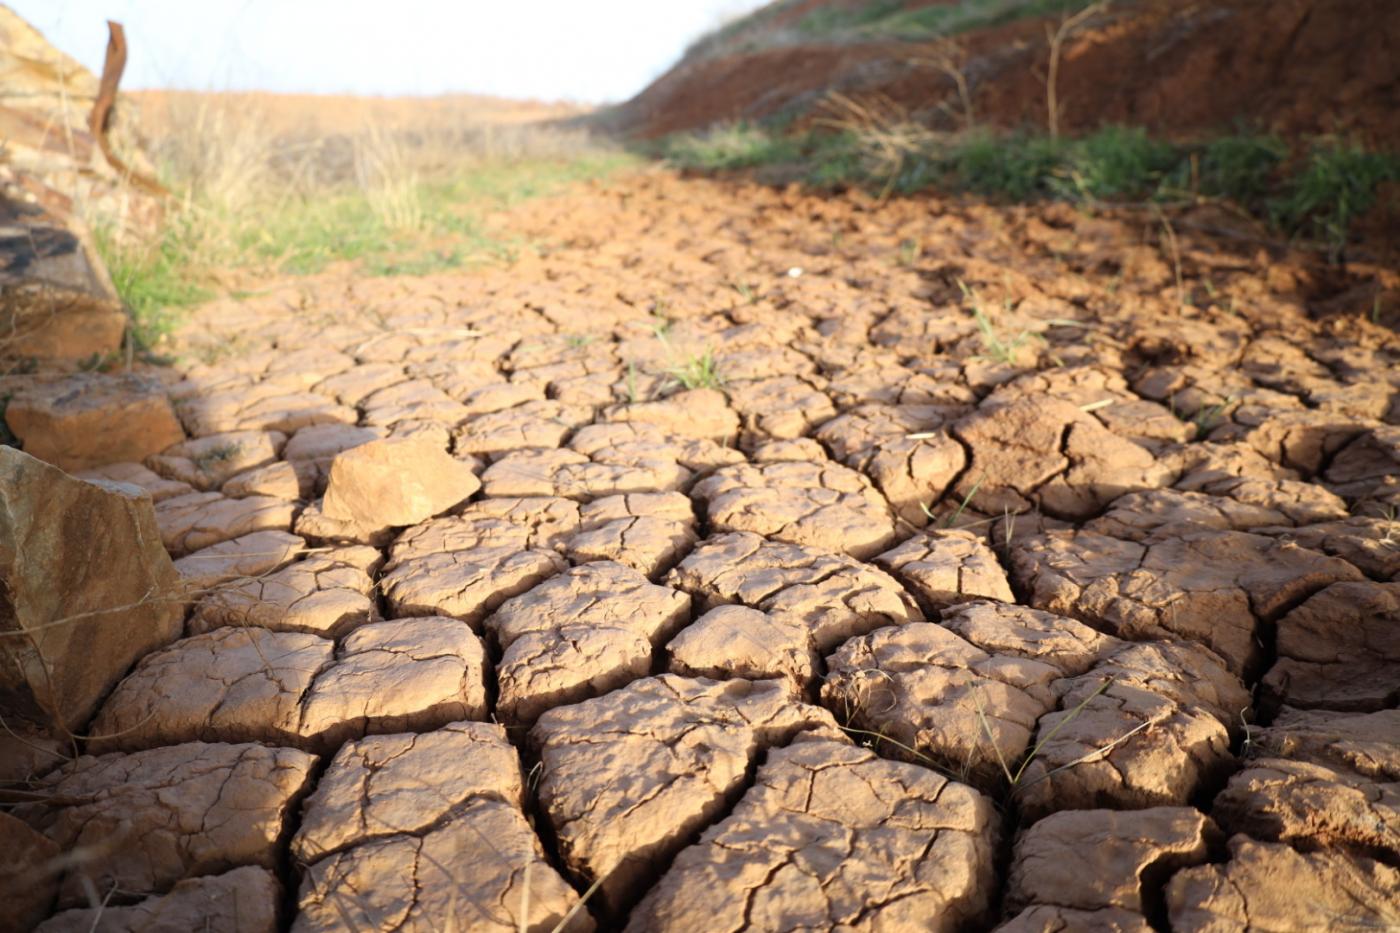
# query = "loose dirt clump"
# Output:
<box><xmin>8</xmin><ymin>166</ymin><xmax>1398</xmax><ymax>929</ymax></box>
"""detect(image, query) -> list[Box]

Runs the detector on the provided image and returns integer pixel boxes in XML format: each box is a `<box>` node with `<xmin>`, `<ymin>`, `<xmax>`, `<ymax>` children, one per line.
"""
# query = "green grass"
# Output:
<box><xmin>659</xmin><ymin>123</ymin><xmax>1399</xmax><ymax>256</ymax></box>
<box><xmin>799</xmin><ymin>0</ymin><xmax>1090</xmax><ymax>40</ymax></box>
<box><xmin>660</xmin><ymin>124</ymin><xmax>799</xmax><ymax>172</ymax></box>
<box><xmin>96</xmin><ymin>153</ymin><xmax>635</xmax><ymax>351</ymax></box>
<box><xmin>668</xmin><ymin>348</ymin><xmax>727</xmax><ymax>390</ymax></box>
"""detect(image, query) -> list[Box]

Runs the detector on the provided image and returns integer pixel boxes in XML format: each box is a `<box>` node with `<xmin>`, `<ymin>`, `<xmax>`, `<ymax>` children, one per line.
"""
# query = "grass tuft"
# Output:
<box><xmin>659</xmin><ymin>121</ymin><xmax>1398</xmax><ymax>258</ymax></box>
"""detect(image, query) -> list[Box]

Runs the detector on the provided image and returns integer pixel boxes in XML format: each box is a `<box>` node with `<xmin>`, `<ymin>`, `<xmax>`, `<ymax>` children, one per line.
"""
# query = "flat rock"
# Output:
<box><xmin>147</xmin><ymin>429</ymin><xmax>285</xmax><ymax>491</ymax></box>
<box><xmin>1166</xmin><ymin>836</ymin><xmax>1400</xmax><ymax>932</ymax></box>
<box><xmin>321</xmin><ymin>434</ymin><xmax>480</xmax><ymax>528</ymax></box>
<box><xmin>1011</xmin><ymin>527</ymin><xmax>1362</xmax><ymax>674</ymax></box>
<box><xmin>35</xmin><ymin>866</ymin><xmax>280</xmax><ymax>933</ymax></box>
<box><xmin>1212</xmin><ymin>708</ymin><xmax>1399</xmax><ymax>860</ymax></box>
<box><xmin>863</xmin><ymin>432</ymin><xmax>968</xmax><ymax>527</ymax></box>
<box><xmin>154</xmin><ymin>491</ymin><xmax>297</xmax><ymax>557</ymax></box>
<box><xmin>12</xmin><ymin>742</ymin><xmax>316</xmax><ymax>908</ymax></box>
<box><xmin>0</xmin><ymin>448</ymin><xmax>184</xmax><ymax>733</ymax></box>
<box><xmin>1004</xmin><ymin>807</ymin><xmax>1218</xmax><ymax>920</ymax></box>
<box><xmin>5</xmin><ymin>374</ymin><xmax>184</xmax><ymax>472</ymax></box>
<box><xmin>75</xmin><ymin>461</ymin><xmax>193</xmax><ymax>501</ymax></box>
<box><xmin>822</xmin><ymin>610</ymin><xmax>1106</xmax><ymax>789</ymax></box>
<box><xmin>694</xmin><ymin>460</ymin><xmax>898</xmax><ymax>559</ymax></box>
<box><xmin>0</xmin><ymin>812</ymin><xmax>60</xmax><ymax>933</ymax></box>
<box><xmin>88</xmin><ymin>618</ymin><xmax>488</xmax><ymax>752</ymax></box>
<box><xmin>565</xmin><ymin>491</ymin><xmax>698</xmax><ymax>576</ymax></box>
<box><xmin>1260</xmin><ymin>581</ymin><xmax>1400</xmax><ymax>713</ymax></box>
<box><xmin>170</xmin><ymin>529</ymin><xmax>305</xmax><ymax>593</ymax></box>
<box><xmin>951</xmin><ymin>396</ymin><xmax>1172</xmax><ymax>520</ymax></box>
<box><xmin>189</xmin><ymin>545</ymin><xmax>380</xmax><ymax>636</ymax></box>
<box><xmin>667</xmin><ymin>531</ymin><xmax>922</xmax><ymax>649</ymax></box>
<box><xmin>291</xmin><ymin>721</ymin><xmax>523</xmax><ymax>863</ymax></box>
<box><xmin>875</xmin><ymin>528</ymin><xmax>1014</xmax><ymax>610</ymax></box>
<box><xmin>530</xmin><ymin>674</ymin><xmax>842</xmax><ymax>916</ymax></box>
<box><xmin>381</xmin><ymin>498</ymin><xmax>577</xmax><ymax>624</ymax></box>
<box><xmin>1015</xmin><ymin>640</ymin><xmax>1249</xmax><ymax>820</ymax></box>
<box><xmin>488</xmin><ymin>561</ymin><xmax>691</xmax><ymax>724</ymax></box>
<box><xmin>222</xmin><ymin>459</ymin><xmax>310</xmax><ymax>499</ymax></box>
<box><xmin>666</xmin><ymin>604</ymin><xmax>817</xmax><ymax>690</ymax></box>
<box><xmin>603</xmin><ymin>387</ymin><xmax>739</xmax><ymax>442</ymax></box>
<box><xmin>454</xmin><ymin>399</ymin><xmax>593</xmax><ymax>457</ymax></box>
<box><xmin>627</xmin><ymin>739</ymin><xmax>999</xmax><ymax>933</ymax></box>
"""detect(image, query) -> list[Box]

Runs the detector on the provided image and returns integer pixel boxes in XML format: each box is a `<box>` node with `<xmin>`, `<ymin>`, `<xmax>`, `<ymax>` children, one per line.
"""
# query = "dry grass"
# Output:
<box><xmin>93</xmin><ymin>93</ymin><xmax>634</xmax><ymax>352</ymax></box>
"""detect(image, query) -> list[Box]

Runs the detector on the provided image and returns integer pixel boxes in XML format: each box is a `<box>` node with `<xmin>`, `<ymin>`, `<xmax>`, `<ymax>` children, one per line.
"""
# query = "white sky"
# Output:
<box><xmin>13</xmin><ymin>0</ymin><xmax>769</xmax><ymax>103</ymax></box>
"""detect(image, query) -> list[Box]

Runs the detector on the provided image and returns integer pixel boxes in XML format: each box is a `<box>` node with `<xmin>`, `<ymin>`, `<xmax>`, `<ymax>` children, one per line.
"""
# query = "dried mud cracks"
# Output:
<box><xmin>12</xmin><ymin>175</ymin><xmax>1400</xmax><ymax>931</ymax></box>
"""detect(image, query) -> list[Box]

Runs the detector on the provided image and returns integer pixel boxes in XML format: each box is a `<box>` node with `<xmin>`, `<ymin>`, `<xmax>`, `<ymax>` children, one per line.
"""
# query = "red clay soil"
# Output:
<box><xmin>614</xmin><ymin>0</ymin><xmax>1400</xmax><ymax>148</ymax></box>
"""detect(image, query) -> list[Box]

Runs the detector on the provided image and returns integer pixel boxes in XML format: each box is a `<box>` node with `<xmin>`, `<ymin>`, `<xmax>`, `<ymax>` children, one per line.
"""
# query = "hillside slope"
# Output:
<box><xmin>609</xmin><ymin>0</ymin><xmax>1399</xmax><ymax>148</ymax></box>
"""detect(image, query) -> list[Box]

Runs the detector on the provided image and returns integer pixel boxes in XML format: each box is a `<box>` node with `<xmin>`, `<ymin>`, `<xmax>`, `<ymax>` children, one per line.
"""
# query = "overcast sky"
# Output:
<box><xmin>14</xmin><ymin>0</ymin><xmax>769</xmax><ymax>103</ymax></box>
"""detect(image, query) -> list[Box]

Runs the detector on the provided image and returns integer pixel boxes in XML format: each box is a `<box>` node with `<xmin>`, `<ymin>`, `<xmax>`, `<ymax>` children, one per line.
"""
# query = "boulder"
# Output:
<box><xmin>0</xmin><ymin>447</ymin><xmax>182</xmax><ymax>734</ymax></box>
<box><xmin>5</xmin><ymin>373</ymin><xmax>184</xmax><ymax>472</ymax></box>
<box><xmin>0</xmin><ymin>811</ymin><xmax>60</xmax><ymax>933</ymax></box>
<box><xmin>321</xmin><ymin>435</ymin><xmax>480</xmax><ymax>529</ymax></box>
<box><xmin>0</xmin><ymin>199</ymin><xmax>127</xmax><ymax>366</ymax></box>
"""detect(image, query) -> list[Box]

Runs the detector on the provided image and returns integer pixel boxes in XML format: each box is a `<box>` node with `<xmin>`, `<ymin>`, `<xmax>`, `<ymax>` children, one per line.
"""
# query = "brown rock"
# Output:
<box><xmin>875</xmin><ymin>528</ymin><xmax>1014</xmax><ymax>610</ymax></box>
<box><xmin>35</xmin><ymin>866</ymin><xmax>280</xmax><ymax>933</ymax></box>
<box><xmin>282</xmin><ymin>422</ymin><xmax>385</xmax><ymax>492</ymax></box>
<box><xmin>530</xmin><ymin>675</ymin><xmax>841</xmax><ymax>915</ymax></box>
<box><xmin>1004</xmin><ymin>808</ymin><xmax>1218</xmax><ymax>919</ymax></box>
<box><xmin>693</xmin><ymin>460</ymin><xmax>898</xmax><ymax>559</ymax></box>
<box><xmin>667</xmin><ymin>531</ymin><xmax>922</xmax><ymax>649</ymax></box>
<box><xmin>1166</xmin><ymin>836</ymin><xmax>1400</xmax><ymax>932</ymax></box>
<box><xmin>170</xmin><ymin>529</ymin><xmax>305</xmax><ymax>593</ymax></box>
<box><xmin>1011</xmin><ymin>527</ymin><xmax>1362</xmax><ymax>674</ymax></box>
<box><xmin>951</xmin><ymin>397</ymin><xmax>1172</xmax><ymax>520</ymax></box>
<box><xmin>0</xmin><ymin>447</ymin><xmax>183</xmax><ymax>733</ymax></box>
<box><xmin>188</xmin><ymin>544</ymin><xmax>379</xmax><ymax>637</ymax></box>
<box><xmin>822</xmin><ymin>614</ymin><xmax>1102</xmax><ymax>789</ymax></box>
<box><xmin>291</xmin><ymin>721</ymin><xmax>523</xmax><ymax>863</ymax></box>
<box><xmin>381</xmin><ymin>497</ymin><xmax>576</xmax><ymax>624</ymax></box>
<box><xmin>89</xmin><ymin>618</ymin><xmax>488</xmax><ymax>752</ymax></box>
<box><xmin>0</xmin><ymin>812</ymin><xmax>60</xmax><ymax>933</ymax></box>
<box><xmin>489</xmin><ymin>561</ymin><xmax>690</xmax><ymax>724</ymax></box>
<box><xmin>565</xmin><ymin>491</ymin><xmax>698</xmax><ymax>576</ymax></box>
<box><xmin>221</xmin><ymin>459</ymin><xmax>310</xmax><ymax>499</ymax></box>
<box><xmin>154</xmin><ymin>491</ymin><xmax>297</xmax><ymax>557</ymax></box>
<box><xmin>1260</xmin><ymin>581</ymin><xmax>1400</xmax><ymax>713</ymax></box>
<box><xmin>628</xmin><ymin>739</ymin><xmax>999</xmax><ymax>932</ymax></box>
<box><xmin>74</xmin><ymin>461</ymin><xmax>192</xmax><ymax>502</ymax></box>
<box><xmin>604</xmin><ymin>387</ymin><xmax>739</xmax><ymax>442</ymax></box>
<box><xmin>667</xmin><ymin>604</ymin><xmax>817</xmax><ymax>689</ymax></box>
<box><xmin>321</xmin><ymin>434</ymin><xmax>480</xmax><ymax>528</ymax></box>
<box><xmin>1015</xmin><ymin>640</ymin><xmax>1249</xmax><ymax>820</ymax></box>
<box><xmin>1212</xmin><ymin>708</ymin><xmax>1400</xmax><ymax>860</ymax></box>
<box><xmin>5</xmin><ymin>374</ymin><xmax>184</xmax><ymax>472</ymax></box>
<box><xmin>12</xmin><ymin>742</ymin><xmax>316</xmax><ymax>908</ymax></box>
<box><xmin>146</xmin><ymin>429</ymin><xmax>285</xmax><ymax>491</ymax></box>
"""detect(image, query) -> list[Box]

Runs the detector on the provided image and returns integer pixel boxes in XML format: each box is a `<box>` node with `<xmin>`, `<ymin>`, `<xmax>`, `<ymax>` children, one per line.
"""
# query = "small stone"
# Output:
<box><xmin>321</xmin><ymin>435</ymin><xmax>480</xmax><ymax>528</ymax></box>
<box><xmin>5</xmin><ymin>374</ymin><xmax>184</xmax><ymax>472</ymax></box>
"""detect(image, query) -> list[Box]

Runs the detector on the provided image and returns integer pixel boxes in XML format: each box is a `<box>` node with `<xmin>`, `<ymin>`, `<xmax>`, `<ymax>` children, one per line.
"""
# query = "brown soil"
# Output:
<box><xmin>611</xmin><ymin>0</ymin><xmax>1400</xmax><ymax>149</ymax></box>
<box><xmin>9</xmin><ymin>169</ymin><xmax>1400</xmax><ymax>929</ymax></box>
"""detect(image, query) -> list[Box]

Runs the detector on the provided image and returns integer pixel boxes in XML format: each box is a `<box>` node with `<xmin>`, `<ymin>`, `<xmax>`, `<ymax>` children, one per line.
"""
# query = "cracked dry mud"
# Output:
<box><xmin>11</xmin><ymin>171</ymin><xmax>1400</xmax><ymax>931</ymax></box>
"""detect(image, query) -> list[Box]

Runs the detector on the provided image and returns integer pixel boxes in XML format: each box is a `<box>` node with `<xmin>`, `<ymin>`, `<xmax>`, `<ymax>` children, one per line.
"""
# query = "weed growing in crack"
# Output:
<box><xmin>960</xmin><ymin>280</ymin><xmax>1043</xmax><ymax>366</ymax></box>
<box><xmin>624</xmin><ymin>362</ymin><xmax>643</xmax><ymax>404</ymax></box>
<box><xmin>922</xmin><ymin>474</ymin><xmax>985</xmax><ymax>528</ymax></box>
<box><xmin>668</xmin><ymin>349</ymin><xmax>726</xmax><ymax>390</ymax></box>
<box><xmin>193</xmin><ymin>443</ymin><xmax>242</xmax><ymax>469</ymax></box>
<box><xmin>1189</xmin><ymin>396</ymin><xmax>1236</xmax><ymax>436</ymax></box>
<box><xmin>972</xmin><ymin>676</ymin><xmax>1154</xmax><ymax>794</ymax></box>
